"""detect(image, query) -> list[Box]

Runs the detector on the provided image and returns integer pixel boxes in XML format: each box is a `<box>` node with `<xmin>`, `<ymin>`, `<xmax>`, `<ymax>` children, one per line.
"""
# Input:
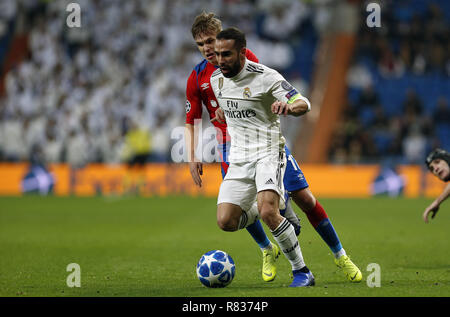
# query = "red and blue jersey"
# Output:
<box><xmin>185</xmin><ymin>49</ymin><xmax>259</xmax><ymax>144</ymax></box>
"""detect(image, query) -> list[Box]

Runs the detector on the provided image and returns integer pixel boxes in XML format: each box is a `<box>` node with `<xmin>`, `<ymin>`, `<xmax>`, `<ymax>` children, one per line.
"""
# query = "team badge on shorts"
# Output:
<box><xmin>243</xmin><ymin>87</ymin><xmax>251</xmax><ymax>99</ymax></box>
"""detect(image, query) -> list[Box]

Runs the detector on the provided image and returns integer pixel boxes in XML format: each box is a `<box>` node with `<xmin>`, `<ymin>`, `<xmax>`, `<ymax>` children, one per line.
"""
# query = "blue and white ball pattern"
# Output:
<box><xmin>196</xmin><ymin>250</ymin><xmax>235</xmax><ymax>288</ymax></box>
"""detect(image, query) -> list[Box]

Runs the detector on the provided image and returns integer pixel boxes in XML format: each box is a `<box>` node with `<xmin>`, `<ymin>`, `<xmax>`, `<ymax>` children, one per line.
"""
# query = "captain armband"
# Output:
<box><xmin>287</xmin><ymin>93</ymin><xmax>311</xmax><ymax>112</ymax></box>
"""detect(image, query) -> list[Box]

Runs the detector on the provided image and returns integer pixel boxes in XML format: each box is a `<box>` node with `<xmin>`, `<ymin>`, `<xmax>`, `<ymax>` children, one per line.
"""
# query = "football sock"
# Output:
<box><xmin>280</xmin><ymin>200</ymin><xmax>301</xmax><ymax>235</ymax></box>
<box><xmin>246</xmin><ymin>220</ymin><xmax>271</xmax><ymax>249</ymax></box>
<box><xmin>260</xmin><ymin>241</ymin><xmax>273</xmax><ymax>252</ymax></box>
<box><xmin>243</xmin><ymin>202</ymin><xmax>270</xmax><ymax>249</ymax></box>
<box><xmin>305</xmin><ymin>200</ymin><xmax>343</xmax><ymax>254</ymax></box>
<box><xmin>333</xmin><ymin>248</ymin><xmax>346</xmax><ymax>259</ymax></box>
<box><xmin>292</xmin><ymin>266</ymin><xmax>310</xmax><ymax>275</ymax></box>
<box><xmin>271</xmin><ymin>217</ymin><xmax>305</xmax><ymax>271</ymax></box>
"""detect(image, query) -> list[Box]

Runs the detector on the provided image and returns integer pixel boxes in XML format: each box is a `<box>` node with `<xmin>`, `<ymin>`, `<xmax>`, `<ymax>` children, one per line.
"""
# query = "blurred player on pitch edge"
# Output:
<box><xmin>423</xmin><ymin>148</ymin><xmax>450</xmax><ymax>223</ymax></box>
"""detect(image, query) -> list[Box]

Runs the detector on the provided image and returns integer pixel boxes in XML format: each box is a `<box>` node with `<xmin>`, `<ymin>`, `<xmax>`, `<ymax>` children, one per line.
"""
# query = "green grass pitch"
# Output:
<box><xmin>0</xmin><ymin>195</ymin><xmax>448</xmax><ymax>297</ymax></box>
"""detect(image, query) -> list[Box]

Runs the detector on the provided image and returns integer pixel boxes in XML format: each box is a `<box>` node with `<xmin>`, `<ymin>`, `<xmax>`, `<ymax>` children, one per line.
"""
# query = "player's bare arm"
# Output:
<box><xmin>185</xmin><ymin>123</ymin><xmax>203</xmax><ymax>187</ymax></box>
<box><xmin>210</xmin><ymin>108</ymin><xmax>226</xmax><ymax>124</ymax></box>
<box><xmin>423</xmin><ymin>182</ymin><xmax>450</xmax><ymax>223</ymax></box>
<box><xmin>271</xmin><ymin>99</ymin><xmax>310</xmax><ymax>117</ymax></box>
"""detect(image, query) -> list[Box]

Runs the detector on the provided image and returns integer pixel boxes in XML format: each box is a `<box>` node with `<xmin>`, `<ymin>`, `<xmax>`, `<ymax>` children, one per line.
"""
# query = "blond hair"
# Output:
<box><xmin>191</xmin><ymin>11</ymin><xmax>222</xmax><ymax>39</ymax></box>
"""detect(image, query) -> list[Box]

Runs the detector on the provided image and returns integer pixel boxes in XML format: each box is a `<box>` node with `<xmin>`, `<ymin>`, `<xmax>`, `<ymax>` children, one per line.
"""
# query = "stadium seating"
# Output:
<box><xmin>331</xmin><ymin>0</ymin><xmax>450</xmax><ymax>164</ymax></box>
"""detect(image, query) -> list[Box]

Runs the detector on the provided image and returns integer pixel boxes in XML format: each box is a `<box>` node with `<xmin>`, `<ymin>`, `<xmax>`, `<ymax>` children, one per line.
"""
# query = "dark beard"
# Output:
<box><xmin>222</xmin><ymin>60</ymin><xmax>241</xmax><ymax>78</ymax></box>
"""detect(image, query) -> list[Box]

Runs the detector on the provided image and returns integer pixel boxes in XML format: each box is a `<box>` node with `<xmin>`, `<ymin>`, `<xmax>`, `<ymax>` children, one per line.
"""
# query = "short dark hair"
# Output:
<box><xmin>216</xmin><ymin>27</ymin><xmax>246</xmax><ymax>51</ymax></box>
<box><xmin>426</xmin><ymin>148</ymin><xmax>450</xmax><ymax>170</ymax></box>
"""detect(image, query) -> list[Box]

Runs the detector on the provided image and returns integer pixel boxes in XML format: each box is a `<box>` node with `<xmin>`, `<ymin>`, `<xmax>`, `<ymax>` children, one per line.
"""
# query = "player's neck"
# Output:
<box><xmin>231</xmin><ymin>58</ymin><xmax>247</xmax><ymax>80</ymax></box>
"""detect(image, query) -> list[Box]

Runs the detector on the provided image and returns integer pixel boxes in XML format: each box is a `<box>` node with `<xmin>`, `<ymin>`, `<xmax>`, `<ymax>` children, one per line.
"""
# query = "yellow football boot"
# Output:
<box><xmin>262</xmin><ymin>243</ymin><xmax>280</xmax><ymax>282</ymax></box>
<box><xmin>335</xmin><ymin>255</ymin><xmax>362</xmax><ymax>282</ymax></box>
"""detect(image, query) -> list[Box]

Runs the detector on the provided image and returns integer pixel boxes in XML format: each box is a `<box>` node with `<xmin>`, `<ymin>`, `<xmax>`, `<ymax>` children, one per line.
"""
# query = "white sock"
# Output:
<box><xmin>271</xmin><ymin>217</ymin><xmax>305</xmax><ymax>271</ymax></box>
<box><xmin>238</xmin><ymin>201</ymin><xmax>260</xmax><ymax>229</ymax></box>
<box><xmin>334</xmin><ymin>248</ymin><xmax>346</xmax><ymax>259</ymax></box>
<box><xmin>260</xmin><ymin>242</ymin><xmax>273</xmax><ymax>253</ymax></box>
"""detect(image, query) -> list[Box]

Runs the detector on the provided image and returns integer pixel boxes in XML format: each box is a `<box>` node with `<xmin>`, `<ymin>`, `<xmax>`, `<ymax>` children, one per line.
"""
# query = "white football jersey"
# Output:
<box><xmin>211</xmin><ymin>58</ymin><xmax>310</xmax><ymax>163</ymax></box>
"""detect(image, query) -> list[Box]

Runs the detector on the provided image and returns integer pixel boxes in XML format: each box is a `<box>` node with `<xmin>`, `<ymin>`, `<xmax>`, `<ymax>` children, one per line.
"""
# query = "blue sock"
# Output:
<box><xmin>246</xmin><ymin>220</ymin><xmax>270</xmax><ymax>249</ymax></box>
<box><xmin>315</xmin><ymin>218</ymin><xmax>343</xmax><ymax>253</ymax></box>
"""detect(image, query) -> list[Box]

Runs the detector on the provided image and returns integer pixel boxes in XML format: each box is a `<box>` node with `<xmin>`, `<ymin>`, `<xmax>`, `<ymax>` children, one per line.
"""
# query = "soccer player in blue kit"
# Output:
<box><xmin>185</xmin><ymin>12</ymin><xmax>362</xmax><ymax>284</ymax></box>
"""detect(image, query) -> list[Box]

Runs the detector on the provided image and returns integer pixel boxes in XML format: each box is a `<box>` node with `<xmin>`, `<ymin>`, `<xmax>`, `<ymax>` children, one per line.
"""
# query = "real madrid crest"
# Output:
<box><xmin>243</xmin><ymin>87</ymin><xmax>251</xmax><ymax>99</ymax></box>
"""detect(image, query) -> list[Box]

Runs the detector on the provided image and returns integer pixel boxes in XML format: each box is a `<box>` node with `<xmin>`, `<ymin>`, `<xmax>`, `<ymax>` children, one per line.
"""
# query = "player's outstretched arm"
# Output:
<box><xmin>423</xmin><ymin>182</ymin><xmax>450</xmax><ymax>223</ymax></box>
<box><xmin>271</xmin><ymin>99</ymin><xmax>310</xmax><ymax>117</ymax></box>
<box><xmin>185</xmin><ymin>123</ymin><xmax>203</xmax><ymax>187</ymax></box>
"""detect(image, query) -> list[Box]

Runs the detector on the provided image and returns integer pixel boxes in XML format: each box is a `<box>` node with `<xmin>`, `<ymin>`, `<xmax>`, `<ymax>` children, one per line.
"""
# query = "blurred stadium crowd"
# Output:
<box><xmin>0</xmin><ymin>0</ymin><xmax>448</xmax><ymax>167</ymax></box>
<box><xmin>0</xmin><ymin>0</ymin><xmax>318</xmax><ymax>167</ymax></box>
<box><xmin>330</xmin><ymin>0</ymin><xmax>450</xmax><ymax>164</ymax></box>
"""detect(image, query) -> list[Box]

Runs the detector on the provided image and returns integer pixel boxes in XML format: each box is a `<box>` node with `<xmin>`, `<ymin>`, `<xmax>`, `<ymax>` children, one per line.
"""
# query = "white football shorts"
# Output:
<box><xmin>217</xmin><ymin>152</ymin><xmax>287</xmax><ymax>211</ymax></box>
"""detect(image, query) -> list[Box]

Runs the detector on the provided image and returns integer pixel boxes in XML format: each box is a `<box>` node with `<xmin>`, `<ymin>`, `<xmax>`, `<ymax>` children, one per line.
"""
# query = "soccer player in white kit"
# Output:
<box><xmin>210</xmin><ymin>27</ymin><xmax>314</xmax><ymax>287</ymax></box>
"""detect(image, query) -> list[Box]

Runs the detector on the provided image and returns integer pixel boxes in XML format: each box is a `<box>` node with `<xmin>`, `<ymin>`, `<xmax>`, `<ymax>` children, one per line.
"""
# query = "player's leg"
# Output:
<box><xmin>284</xmin><ymin>146</ymin><xmax>361</xmax><ymax>282</ymax></box>
<box><xmin>291</xmin><ymin>188</ymin><xmax>362</xmax><ymax>282</ymax></box>
<box><xmin>256</xmin><ymin>155</ymin><xmax>314</xmax><ymax>287</ymax></box>
<box><xmin>291</xmin><ymin>188</ymin><xmax>343</xmax><ymax>256</ymax></box>
<box><xmin>217</xmin><ymin>161</ymin><xmax>279</xmax><ymax>282</ymax></box>
<box><xmin>257</xmin><ymin>189</ymin><xmax>314</xmax><ymax>287</ymax></box>
<box><xmin>218</xmin><ymin>144</ymin><xmax>276</xmax><ymax>276</ymax></box>
<box><xmin>244</xmin><ymin>201</ymin><xmax>271</xmax><ymax>247</ymax></box>
<box><xmin>216</xmin><ymin>199</ymin><xmax>261</xmax><ymax>231</ymax></box>
<box><xmin>217</xmin><ymin>198</ymin><xmax>280</xmax><ymax>282</ymax></box>
<box><xmin>279</xmin><ymin>192</ymin><xmax>301</xmax><ymax>236</ymax></box>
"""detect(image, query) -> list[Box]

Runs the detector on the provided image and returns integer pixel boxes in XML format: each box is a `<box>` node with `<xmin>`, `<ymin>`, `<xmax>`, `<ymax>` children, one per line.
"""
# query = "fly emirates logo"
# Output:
<box><xmin>224</xmin><ymin>100</ymin><xmax>256</xmax><ymax>119</ymax></box>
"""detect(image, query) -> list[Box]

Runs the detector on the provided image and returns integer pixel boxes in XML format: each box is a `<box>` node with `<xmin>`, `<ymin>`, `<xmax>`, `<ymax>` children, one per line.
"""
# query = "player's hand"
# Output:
<box><xmin>271</xmin><ymin>101</ymin><xmax>290</xmax><ymax>116</ymax></box>
<box><xmin>423</xmin><ymin>202</ymin><xmax>440</xmax><ymax>223</ymax></box>
<box><xmin>189</xmin><ymin>161</ymin><xmax>203</xmax><ymax>187</ymax></box>
<box><xmin>211</xmin><ymin>108</ymin><xmax>226</xmax><ymax>124</ymax></box>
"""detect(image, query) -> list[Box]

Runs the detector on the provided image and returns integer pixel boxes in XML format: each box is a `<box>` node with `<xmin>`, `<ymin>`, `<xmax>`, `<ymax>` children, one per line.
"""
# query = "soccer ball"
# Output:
<box><xmin>196</xmin><ymin>250</ymin><xmax>235</xmax><ymax>288</ymax></box>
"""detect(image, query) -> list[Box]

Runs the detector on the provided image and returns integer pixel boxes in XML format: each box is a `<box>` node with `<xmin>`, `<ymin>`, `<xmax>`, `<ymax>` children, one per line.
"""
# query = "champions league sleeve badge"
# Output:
<box><xmin>185</xmin><ymin>100</ymin><xmax>191</xmax><ymax>113</ymax></box>
<box><xmin>281</xmin><ymin>80</ymin><xmax>293</xmax><ymax>91</ymax></box>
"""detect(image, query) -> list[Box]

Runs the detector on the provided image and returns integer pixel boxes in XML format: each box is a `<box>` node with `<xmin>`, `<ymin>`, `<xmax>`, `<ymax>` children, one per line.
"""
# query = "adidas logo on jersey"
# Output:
<box><xmin>201</xmin><ymin>83</ymin><xmax>209</xmax><ymax>90</ymax></box>
<box><xmin>265</xmin><ymin>178</ymin><xmax>274</xmax><ymax>185</ymax></box>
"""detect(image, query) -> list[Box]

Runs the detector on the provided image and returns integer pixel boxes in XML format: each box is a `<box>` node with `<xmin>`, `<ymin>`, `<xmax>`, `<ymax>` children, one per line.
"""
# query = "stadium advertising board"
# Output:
<box><xmin>0</xmin><ymin>163</ymin><xmax>445</xmax><ymax>198</ymax></box>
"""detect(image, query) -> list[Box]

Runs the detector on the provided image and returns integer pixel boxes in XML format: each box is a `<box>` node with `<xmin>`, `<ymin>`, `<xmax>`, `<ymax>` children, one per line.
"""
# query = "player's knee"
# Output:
<box><xmin>217</xmin><ymin>213</ymin><xmax>239</xmax><ymax>232</ymax></box>
<box><xmin>292</xmin><ymin>188</ymin><xmax>316</xmax><ymax>212</ymax></box>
